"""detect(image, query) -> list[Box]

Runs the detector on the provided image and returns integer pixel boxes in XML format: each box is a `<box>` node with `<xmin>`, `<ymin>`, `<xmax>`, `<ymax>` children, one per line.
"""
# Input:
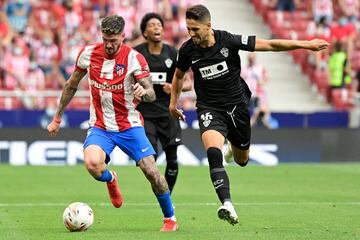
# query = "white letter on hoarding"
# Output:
<box><xmin>28</xmin><ymin>141</ymin><xmax>66</xmax><ymax>165</ymax></box>
<box><xmin>67</xmin><ymin>141</ymin><xmax>84</xmax><ymax>165</ymax></box>
<box><xmin>250</xmin><ymin>144</ymin><xmax>279</xmax><ymax>166</ymax></box>
<box><xmin>10</xmin><ymin>141</ymin><xmax>27</xmax><ymax>165</ymax></box>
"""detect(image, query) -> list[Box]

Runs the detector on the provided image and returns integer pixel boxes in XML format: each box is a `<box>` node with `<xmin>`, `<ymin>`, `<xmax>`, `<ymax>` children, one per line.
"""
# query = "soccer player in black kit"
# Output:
<box><xmin>135</xmin><ymin>13</ymin><xmax>192</xmax><ymax>194</ymax></box>
<box><xmin>169</xmin><ymin>5</ymin><xmax>329</xmax><ymax>225</ymax></box>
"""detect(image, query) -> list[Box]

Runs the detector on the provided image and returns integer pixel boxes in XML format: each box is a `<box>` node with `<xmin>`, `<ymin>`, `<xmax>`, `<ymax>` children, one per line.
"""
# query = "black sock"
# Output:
<box><xmin>165</xmin><ymin>162</ymin><xmax>178</xmax><ymax>194</ymax></box>
<box><xmin>165</xmin><ymin>146</ymin><xmax>179</xmax><ymax>194</ymax></box>
<box><xmin>207</xmin><ymin>147</ymin><xmax>231</xmax><ymax>203</ymax></box>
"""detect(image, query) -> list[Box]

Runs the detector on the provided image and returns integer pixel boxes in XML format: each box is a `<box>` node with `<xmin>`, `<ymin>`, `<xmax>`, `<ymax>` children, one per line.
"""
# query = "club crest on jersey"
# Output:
<box><xmin>220</xmin><ymin>47</ymin><xmax>229</xmax><ymax>58</ymax></box>
<box><xmin>165</xmin><ymin>58</ymin><xmax>173</xmax><ymax>68</ymax></box>
<box><xmin>115</xmin><ymin>64</ymin><xmax>125</xmax><ymax>76</ymax></box>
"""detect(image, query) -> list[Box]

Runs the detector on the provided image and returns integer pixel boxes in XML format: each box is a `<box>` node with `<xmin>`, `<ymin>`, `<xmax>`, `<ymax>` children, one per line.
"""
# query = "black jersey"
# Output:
<box><xmin>135</xmin><ymin>43</ymin><xmax>177</xmax><ymax>118</ymax></box>
<box><xmin>177</xmin><ymin>30</ymin><xmax>256</xmax><ymax>109</ymax></box>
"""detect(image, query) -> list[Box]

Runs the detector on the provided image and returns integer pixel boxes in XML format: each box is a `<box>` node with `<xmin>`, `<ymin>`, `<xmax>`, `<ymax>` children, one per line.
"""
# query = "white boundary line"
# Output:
<box><xmin>0</xmin><ymin>202</ymin><xmax>359</xmax><ymax>207</ymax></box>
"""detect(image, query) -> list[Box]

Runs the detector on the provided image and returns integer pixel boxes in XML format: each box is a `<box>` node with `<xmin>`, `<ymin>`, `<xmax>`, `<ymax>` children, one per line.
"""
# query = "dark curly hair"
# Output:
<box><xmin>101</xmin><ymin>15</ymin><xmax>125</xmax><ymax>35</ymax></box>
<box><xmin>140</xmin><ymin>12</ymin><xmax>164</xmax><ymax>38</ymax></box>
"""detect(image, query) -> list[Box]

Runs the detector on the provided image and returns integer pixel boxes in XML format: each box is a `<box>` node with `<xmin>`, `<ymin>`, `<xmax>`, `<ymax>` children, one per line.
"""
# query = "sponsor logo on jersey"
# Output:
<box><xmin>199</xmin><ymin>61</ymin><xmax>229</xmax><ymax>80</ymax></box>
<box><xmin>165</xmin><ymin>58</ymin><xmax>173</xmax><ymax>68</ymax></box>
<box><xmin>150</xmin><ymin>72</ymin><xmax>167</xmax><ymax>84</ymax></box>
<box><xmin>220</xmin><ymin>47</ymin><xmax>229</xmax><ymax>58</ymax></box>
<box><xmin>90</xmin><ymin>79</ymin><xmax>123</xmax><ymax>90</ymax></box>
<box><xmin>115</xmin><ymin>64</ymin><xmax>125</xmax><ymax>76</ymax></box>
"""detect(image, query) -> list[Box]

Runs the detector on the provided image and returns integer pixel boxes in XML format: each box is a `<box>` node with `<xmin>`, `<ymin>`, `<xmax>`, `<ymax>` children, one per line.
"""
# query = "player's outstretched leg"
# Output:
<box><xmin>138</xmin><ymin>156</ymin><xmax>178</xmax><ymax>231</ymax></box>
<box><xmin>217</xmin><ymin>201</ymin><xmax>239</xmax><ymax>225</ymax></box>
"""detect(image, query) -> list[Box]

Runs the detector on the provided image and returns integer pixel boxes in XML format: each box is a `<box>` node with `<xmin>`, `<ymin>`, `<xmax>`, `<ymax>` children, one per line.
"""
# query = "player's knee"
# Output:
<box><xmin>207</xmin><ymin>147</ymin><xmax>223</xmax><ymax>169</ymax></box>
<box><xmin>84</xmin><ymin>155</ymin><xmax>102</xmax><ymax>176</ymax></box>
<box><xmin>141</xmin><ymin>163</ymin><xmax>159</xmax><ymax>183</ymax></box>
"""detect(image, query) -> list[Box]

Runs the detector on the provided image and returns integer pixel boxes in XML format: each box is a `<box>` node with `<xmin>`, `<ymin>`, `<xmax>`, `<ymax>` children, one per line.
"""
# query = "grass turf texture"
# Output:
<box><xmin>0</xmin><ymin>164</ymin><xmax>359</xmax><ymax>240</ymax></box>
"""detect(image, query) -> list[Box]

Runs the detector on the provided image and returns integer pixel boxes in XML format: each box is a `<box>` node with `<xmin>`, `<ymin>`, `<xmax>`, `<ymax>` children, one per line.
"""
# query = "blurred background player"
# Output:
<box><xmin>134</xmin><ymin>12</ymin><xmax>192</xmax><ymax>194</ymax></box>
<box><xmin>328</xmin><ymin>41</ymin><xmax>352</xmax><ymax>103</ymax></box>
<box><xmin>169</xmin><ymin>4</ymin><xmax>329</xmax><ymax>225</ymax></box>
<box><xmin>242</xmin><ymin>52</ymin><xmax>274</xmax><ymax>129</ymax></box>
<box><xmin>47</xmin><ymin>15</ymin><xmax>178</xmax><ymax>232</ymax></box>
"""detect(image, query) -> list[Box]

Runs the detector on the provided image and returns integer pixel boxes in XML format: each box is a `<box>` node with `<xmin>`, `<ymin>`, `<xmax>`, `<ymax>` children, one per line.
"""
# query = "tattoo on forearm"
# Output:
<box><xmin>57</xmin><ymin>83</ymin><xmax>78</xmax><ymax>117</ymax></box>
<box><xmin>56</xmin><ymin>70</ymin><xmax>84</xmax><ymax>117</ymax></box>
<box><xmin>139</xmin><ymin>77</ymin><xmax>156</xmax><ymax>102</ymax></box>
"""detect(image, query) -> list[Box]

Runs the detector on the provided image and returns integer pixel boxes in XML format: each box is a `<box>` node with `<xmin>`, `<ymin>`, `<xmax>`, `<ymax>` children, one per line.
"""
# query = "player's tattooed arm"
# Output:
<box><xmin>134</xmin><ymin>76</ymin><xmax>156</xmax><ymax>102</ymax></box>
<box><xmin>55</xmin><ymin>69</ymin><xmax>87</xmax><ymax>117</ymax></box>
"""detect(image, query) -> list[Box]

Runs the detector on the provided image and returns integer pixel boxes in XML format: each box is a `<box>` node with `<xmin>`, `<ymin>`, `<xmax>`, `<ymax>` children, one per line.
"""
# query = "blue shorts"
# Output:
<box><xmin>83</xmin><ymin>126</ymin><xmax>156</xmax><ymax>163</ymax></box>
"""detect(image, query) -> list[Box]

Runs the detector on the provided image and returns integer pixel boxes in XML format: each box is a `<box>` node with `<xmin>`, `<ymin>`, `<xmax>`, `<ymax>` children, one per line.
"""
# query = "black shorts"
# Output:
<box><xmin>143</xmin><ymin>115</ymin><xmax>182</xmax><ymax>154</ymax></box>
<box><xmin>197</xmin><ymin>104</ymin><xmax>251</xmax><ymax>150</ymax></box>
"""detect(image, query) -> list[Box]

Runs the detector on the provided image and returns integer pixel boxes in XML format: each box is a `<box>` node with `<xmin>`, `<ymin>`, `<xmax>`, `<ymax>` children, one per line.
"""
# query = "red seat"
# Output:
<box><xmin>330</xmin><ymin>89</ymin><xmax>352</xmax><ymax>110</ymax></box>
<box><xmin>313</xmin><ymin>71</ymin><xmax>329</xmax><ymax>97</ymax></box>
<box><xmin>291</xmin><ymin>20</ymin><xmax>309</xmax><ymax>31</ymax></box>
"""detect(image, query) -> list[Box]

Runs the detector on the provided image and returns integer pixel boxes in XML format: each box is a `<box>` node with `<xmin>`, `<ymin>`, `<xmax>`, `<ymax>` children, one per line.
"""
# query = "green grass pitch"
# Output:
<box><xmin>0</xmin><ymin>164</ymin><xmax>359</xmax><ymax>240</ymax></box>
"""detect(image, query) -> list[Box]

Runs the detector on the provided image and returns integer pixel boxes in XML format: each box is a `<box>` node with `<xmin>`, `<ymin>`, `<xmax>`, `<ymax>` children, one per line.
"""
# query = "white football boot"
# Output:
<box><xmin>217</xmin><ymin>201</ymin><xmax>239</xmax><ymax>225</ymax></box>
<box><xmin>223</xmin><ymin>144</ymin><xmax>234</xmax><ymax>164</ymax></box>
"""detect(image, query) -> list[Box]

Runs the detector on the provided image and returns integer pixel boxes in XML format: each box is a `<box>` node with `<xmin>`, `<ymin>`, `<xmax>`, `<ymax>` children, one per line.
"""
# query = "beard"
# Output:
<box><xmin>191</xmin><ymin>37</ymin><xmax>201</xmax><ymax>45</ymax></box>
<box><xmin>105</xmin><ymin>45</ymin><xmax>120</xmax><ymax>56</ymax></box>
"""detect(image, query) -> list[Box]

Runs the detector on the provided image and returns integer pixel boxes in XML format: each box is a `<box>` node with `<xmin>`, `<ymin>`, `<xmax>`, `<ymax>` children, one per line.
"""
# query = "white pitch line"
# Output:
<box><xmin>0</xmin><ymin>202</ymin><xmax>359</xmax><ymax>207</ymax></box>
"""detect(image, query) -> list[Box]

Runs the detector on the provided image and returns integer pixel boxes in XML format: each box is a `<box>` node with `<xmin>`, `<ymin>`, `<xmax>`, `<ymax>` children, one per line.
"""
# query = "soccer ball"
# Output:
<box><xmin>63</xmin><ymin>202</ymin><xmax>94</xmax><ymax>232</ymax></box>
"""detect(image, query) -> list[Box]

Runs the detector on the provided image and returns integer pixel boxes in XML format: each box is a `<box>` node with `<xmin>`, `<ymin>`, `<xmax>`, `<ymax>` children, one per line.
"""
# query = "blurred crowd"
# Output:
<box><xmin>260</xmin><ymin>0</ymin><xmax>360</xmax><ymax>109</ymax></box>
<box><xmin>2</xmin><ymin>0</ymin><xmax>360</xmax><ymax>111</ymax></box>
<box><xmin>0</xmin><ymin>0</ymin><xmax>202</xmax><ymax>109</ymax></box>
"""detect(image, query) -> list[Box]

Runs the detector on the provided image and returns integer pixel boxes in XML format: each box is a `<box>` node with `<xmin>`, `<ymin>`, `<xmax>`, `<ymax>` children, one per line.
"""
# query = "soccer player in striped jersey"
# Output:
<box><xmin>47</xmin><ymin>15</ymin><xmax>178</xmax><ymax>232</ymax></box>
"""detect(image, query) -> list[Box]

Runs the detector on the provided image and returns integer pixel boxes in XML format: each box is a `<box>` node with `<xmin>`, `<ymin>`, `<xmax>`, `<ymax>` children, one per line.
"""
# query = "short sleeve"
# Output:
<box><xmin>176</xmin><ymin>45</ymin><xmax>191</xmax><ymax>72</ymax></box>
<box><xmin>75</xmin><ymin>46</ymin><xmax>93</xmax><ymax>72</ymax></box>
<box><xmin>133</xmin><ymin>53</ymin><xmax>150</xmax><ymax>80</ymax></box>
<box><xmin>226</xmin><ymin>32</ymin><xmax>256</xmax><ymax>52</ymax></box>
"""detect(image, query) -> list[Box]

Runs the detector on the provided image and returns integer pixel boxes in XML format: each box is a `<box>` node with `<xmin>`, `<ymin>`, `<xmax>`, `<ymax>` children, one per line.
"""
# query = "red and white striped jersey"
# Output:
<box><xmin>75</xmin><ymin>42</ymin><xmax>150</xmax><ymax>131</ymax></box>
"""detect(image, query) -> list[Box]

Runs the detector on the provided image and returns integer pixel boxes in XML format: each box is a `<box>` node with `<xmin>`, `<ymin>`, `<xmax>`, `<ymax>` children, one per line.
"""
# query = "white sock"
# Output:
<box><xmin>223</xmin><ymin>201</ymin><xmax>233</xmax><ymax>208</ymax></box>
<box><xmin>165</xmin><ymin>216</ymin><xmax>177</xmax><ymax>222</ymax></box>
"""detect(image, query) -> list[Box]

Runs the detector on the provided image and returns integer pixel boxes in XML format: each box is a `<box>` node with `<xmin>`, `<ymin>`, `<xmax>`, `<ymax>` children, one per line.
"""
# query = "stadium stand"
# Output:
<box><xmin>0</xmin><ymin>0</ymin><xmax>202</xmax><ymax>110</ymax></box>
<box><xmin>0</xmin><ymin>0</ymin><xmax>359</xmax><ymax>112</ymax></box>
<box><xmin>251</xmin><ymin>0</ymin><xmax>359</xmax><ymax>111</ymax></box>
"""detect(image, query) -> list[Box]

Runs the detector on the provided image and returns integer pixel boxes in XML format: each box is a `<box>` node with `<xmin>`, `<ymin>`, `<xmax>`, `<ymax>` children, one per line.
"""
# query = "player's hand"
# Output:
<box><xmin>169</xmin><ymin>105</ymin><xmax>186</xmax><ymax>121</ymax></box>
<box><xmin>307</xmin><ymin>39</ymin><xmax>329</xmax><ymax>51</ymax></box>
<box><xmin>47</xmin><ymin>116</ymin><xmax>61</xmax><ymax>137</ymax></box>
<box><xmin>133</xmin><ymin>83</ymin><xmax>146</xmax><ymax>101</ymax></box>
<box><xmin>162</xmin><ymin>83</ymin><xmax>172</xmax><ymax>95</ymax></box>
